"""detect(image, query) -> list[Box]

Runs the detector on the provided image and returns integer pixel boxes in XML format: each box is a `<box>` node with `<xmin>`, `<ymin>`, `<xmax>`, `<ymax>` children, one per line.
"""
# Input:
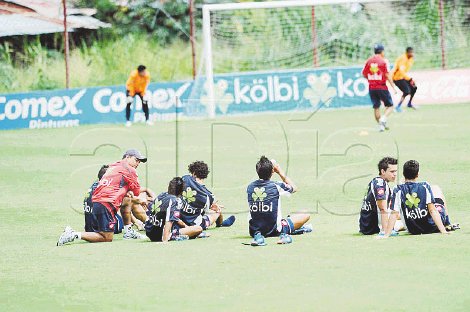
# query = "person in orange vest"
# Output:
<box><xmin>392</xmin><ymin>47</ymin><xmax>417</xmax><ymax>112</ymax></box>
<box><xmin>126</xmin><ymin>65</ymin><xmax>152</xmax><ymax>126</ymax></box>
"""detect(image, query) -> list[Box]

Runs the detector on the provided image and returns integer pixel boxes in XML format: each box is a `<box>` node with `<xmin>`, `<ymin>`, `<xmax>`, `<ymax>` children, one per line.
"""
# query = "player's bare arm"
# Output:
<box><xmin>428</xmin><ymin>203</ymin><xmax>449</xmax><ymax>234</ymax></box>
<box><xmin>272</xmin><ymin>160</ymin><xmax>298</xmax><ymax>193</ymax></box>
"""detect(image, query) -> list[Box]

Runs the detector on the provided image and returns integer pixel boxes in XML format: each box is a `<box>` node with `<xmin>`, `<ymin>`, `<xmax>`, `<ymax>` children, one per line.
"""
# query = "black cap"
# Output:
<box><xmin>123</xmin><ymin>149</ymin><xmax>147</xmax><ymax>163</ymax></box>
<box><xmin>374</xmin><ymin>43</ymin><xmax>385</xmax><ymax>54</ymax></box>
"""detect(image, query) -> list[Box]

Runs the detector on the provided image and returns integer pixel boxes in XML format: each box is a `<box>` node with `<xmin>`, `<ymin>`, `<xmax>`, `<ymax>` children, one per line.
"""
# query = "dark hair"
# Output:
<box><xmin>256</xmin><ymin>156</ymin><xmax>273</xmax><ymax>180</ymax></box>
<box><xmin>137</xmin><ymin>65</ymin><xmax>146</xmax><ymax>72</ymax></box>
<box><xmin>188</xmin><ymin>161</ymin><xmax>209</xmax><ymax>179</ymax></box>
<box><xmin>168</xmin><ymin>177</ymin><xmax>184</xmax><ymax>196</ymax></box>
<box><xmin>406</xmin><ymin>47</ymin><xmax>413</xmax><ymax>53</ymax></box>
<box><xmin>378</xmin><ymin>157</ymin><xmax>398</xmax><ymax>174</ymax></box>
<box><xmin>403</xmin><ymin>160</ymin><xmax>419</xmax><ymax>180</ymax></box>
<box><xmin>98</xmin><ymin>165</ymin><xmax>109</xmax><ymax>180</ymax></box>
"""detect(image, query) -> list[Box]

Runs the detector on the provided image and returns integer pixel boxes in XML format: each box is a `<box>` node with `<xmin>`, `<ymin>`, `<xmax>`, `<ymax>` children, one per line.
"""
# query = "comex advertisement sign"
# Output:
<box><xmin>0</xmin><ymin>81</ymin><xmax>192</xmax><ymax>130</ymax></box>
<box><xmin>1</xmin><ymin>66</ymin><xmax>469</xmax><ymax>130</ymax></box>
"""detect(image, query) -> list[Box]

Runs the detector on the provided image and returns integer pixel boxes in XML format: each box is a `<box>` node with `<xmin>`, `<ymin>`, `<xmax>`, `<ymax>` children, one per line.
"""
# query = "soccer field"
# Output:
<box><xmin>1</xmin><ymin>103</ymin><xmax>470</xmax><ymax>311</ymax></box>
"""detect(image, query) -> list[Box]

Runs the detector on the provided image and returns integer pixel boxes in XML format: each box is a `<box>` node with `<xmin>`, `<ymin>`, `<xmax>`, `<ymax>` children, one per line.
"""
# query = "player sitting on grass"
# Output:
<box><xmin>83</xmin><ymin>164</ymin><xmax>123</xmax><ymax>234</ymax></box>
<box><xmin>145</xmin><ymin>177</ymin><xmax>203</xmax><ymax>242</ymax></box>
<box><xmin>57</xmin><ymin>149</ymin><xmax>148</xmax><ymax>246</ymax></box>
<box><xmin>121</xmin><ymin>188</ymin><xmax>156</xmax><ymax>231</ymax></box>
<box><xmin>359</xmin><ymin>157</ymin><xmax>402</xmax><ymax>235</ymax></box>
<box><xmin>381</xmin><ymin>160</ymin><xmax>459</xmax><ymax>238</ymax></box>
<box><xmin>247</xmin><ymin>156</ymin><xmax>311</xmax><ymax>246</ymax></box>
<box><xmin>180</xmin><ymin>161</ymin><xmax>236</xmax><ymax>238</ymax></box>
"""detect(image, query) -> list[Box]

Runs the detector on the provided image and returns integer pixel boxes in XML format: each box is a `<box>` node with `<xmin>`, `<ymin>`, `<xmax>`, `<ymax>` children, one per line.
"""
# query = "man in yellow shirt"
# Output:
<box><xmin>392</xmin><ymin>47</ymin><xmax>417</xmax><ymax>111</ymax></box>
<box><xmin>126</xmin><ymin>65</ymin><xmax>152</xmax><ymax>126</ymax></box>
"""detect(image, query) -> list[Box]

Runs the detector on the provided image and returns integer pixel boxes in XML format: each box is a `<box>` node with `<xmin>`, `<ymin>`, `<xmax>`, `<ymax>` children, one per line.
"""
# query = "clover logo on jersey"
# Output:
<box><xmin>370</xmin><ymin>63</ymin><xmax>379</xmax><ymax>74</ymax></box>
<box><xmin>200</xmin><ymin>79</ymin><xmax>234</xmax><ymax>114</ymax></box>
<box><xmin>405</xmin><ymin>192</ymin><xmax>420</xmax><ymax>209</ymax></box>
<box><xmin>152</xmin><ymin>200</ymin><xmax>162</xmax><ymax>214</ymax></box>
<box><xmin>183</xmin><ymin>187</ymin><xmax>197</xmax><ymax>204</ymax></box>
<box><xmin>252</xmin><ymin>187</ymin><xmax>267</xmax><ymax>201</ymax></box>
<box><xmin>303</xmin><ymin>73</ymin><xmax>337</xmax><ymax>108</ymax></box>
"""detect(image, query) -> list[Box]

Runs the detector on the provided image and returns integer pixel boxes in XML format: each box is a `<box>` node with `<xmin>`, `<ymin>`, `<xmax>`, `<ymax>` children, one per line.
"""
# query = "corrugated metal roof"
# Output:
<box><xmin>0</xmin><ymin>14</ymin><xmax>64</xmax><ymax>36</ymax></box>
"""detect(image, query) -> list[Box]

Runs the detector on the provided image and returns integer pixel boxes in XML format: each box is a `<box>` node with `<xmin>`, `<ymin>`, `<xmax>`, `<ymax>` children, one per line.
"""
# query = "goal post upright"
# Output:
<box><xmin>202</xmin><ymin>0</ymin><xmax>395</xmax><ymax>119</ymax></box>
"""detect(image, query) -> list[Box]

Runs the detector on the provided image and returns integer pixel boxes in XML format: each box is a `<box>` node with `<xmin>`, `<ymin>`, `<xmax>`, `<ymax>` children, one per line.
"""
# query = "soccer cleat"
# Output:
<box><xmin>146</xmin><ymin>120</ymin><xmax>154</xmax><ymax>126</ymax></box>
<box><xmin>292</xmin><ymin>223</ymin><xmax>313</xmax><ymax>235</ymax></box>
<box><xmin>173</xmin><ymin>235</ymin><xmax>189</xmax><ymax>241</ymax></box>
<box><xmin>395</xmin><ymin>106</ymin><xmax>403</xmax><ymax>113</ymax></box>
<box><xmin>197</xmin><ymin>231</ymin><xmax>211</xmax><ymax>239</ymax></box>
<box><xmin>251</xmin><ymin>232</ymin><xmax>267</xmax><ymax>246</ymax></box>
<box><xmin>390</xmin><ymin>230</ymin><xmax>399</xmax><ymax>237</ymax></box>
<box><xmin>277</xmin><ymin>233</ymin><xmax>293</xmax><ymax>244</ymax></box>
<box><xmin>123</xmin><ymin>228</ymin><xmax>146</xmax><ymax>240</ymax></box>
<box><xmin>125</xmin><ymin>121</ymin><xmax>132</xmax><ymax>127</ymax></box>
<box><xmin>57</xmin><ymin>226</ymin><xmax>75</xmax><ymax>246</ymax></box>
<box><xmin>407</xmin><ymin>103</ymin><xmax>417</xmax><ymax>110</ymax></box>
<box><xmin>446</xmin><ymin>223</ymin><xmax>460</xmax><ymax>231</ymax></box>
<box><xmin>379</xmin><ymin>124</ymin><xmax>386</xmax><ymax>132</ymax></box>
<box><xmin>220</xmin><ymin>215</ymin><xmax>236</xmax><ymax>227</ymax></box>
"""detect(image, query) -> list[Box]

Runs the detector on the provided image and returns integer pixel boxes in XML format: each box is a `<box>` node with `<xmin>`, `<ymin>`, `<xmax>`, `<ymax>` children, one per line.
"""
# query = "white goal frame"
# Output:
<box><xmin>202</xmin><ymin>0</ymin><xmax>393</xmax><ymax>118</ymax></box>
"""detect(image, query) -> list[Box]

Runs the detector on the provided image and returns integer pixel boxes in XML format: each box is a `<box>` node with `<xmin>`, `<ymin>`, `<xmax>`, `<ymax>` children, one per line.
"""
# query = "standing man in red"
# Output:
<box><xmin>57</xmin><ymin>149</ymin><xmax>148</xmax><ymax>246</ymax></box>
<box><xmin>362</xmin><ymin>44</ymin><xmax>397</xmax><ymax>132</ymax></box>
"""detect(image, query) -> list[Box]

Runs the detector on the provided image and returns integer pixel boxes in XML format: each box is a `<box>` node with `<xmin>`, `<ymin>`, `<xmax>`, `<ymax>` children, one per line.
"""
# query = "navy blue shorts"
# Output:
<box><xmin>200</xmin><ymin>215</ymin><xmax>211</xmax><ymax>230</ymax></box>
<box><xmin>92</xmin><ymin>202</ymin><xmax>117</xmax><ymax>233</ymax></box>
<box><xmin>279</xmin><ymin>218</ymin><xmax>295</xmax><ymax>235</ymax></box>
<box><xmin>369</xmin><ymin>89</ymin><xmax>393</xmax><ymax>108</ymax></box>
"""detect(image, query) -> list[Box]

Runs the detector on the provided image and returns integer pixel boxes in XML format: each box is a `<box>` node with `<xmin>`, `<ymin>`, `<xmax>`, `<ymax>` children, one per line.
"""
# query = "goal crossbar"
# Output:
<box><xmin>202</xmin><ymin>0</ymin><xmax>394</xmax><ymax>118</ymax></box>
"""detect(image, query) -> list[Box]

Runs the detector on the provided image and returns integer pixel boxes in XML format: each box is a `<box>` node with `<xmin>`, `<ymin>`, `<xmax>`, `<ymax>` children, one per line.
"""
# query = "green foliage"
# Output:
<box><xmin>0</xmin><ymin>33</ymin><xmax>194</xmax><ymax>93</ymax></box>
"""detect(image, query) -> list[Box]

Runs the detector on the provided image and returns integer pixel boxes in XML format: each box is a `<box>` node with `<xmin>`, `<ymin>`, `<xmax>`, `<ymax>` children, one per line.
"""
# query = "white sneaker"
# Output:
<box><xmin>57</xmin><ymin>226</ymin><xmax>75</xmax><ymax>246</ymax></box>
<box><xmin>123</xmin><ymin>228</ymin><xmax>146</xmax><ymax>240</ymax></box>
<box><xmin>379</xmin><ymin>124</ymin><xmax>385</xmax><ymax>132</ymax></box>
<box><xmin>125</xmin><ymin>121</ymin><xmax>132</xmax><ymax>127</ymax></box>
<box><xmin>146</xmin><ymin>120</ymin><xmax>154</xmax><ymax>126</ymax></box>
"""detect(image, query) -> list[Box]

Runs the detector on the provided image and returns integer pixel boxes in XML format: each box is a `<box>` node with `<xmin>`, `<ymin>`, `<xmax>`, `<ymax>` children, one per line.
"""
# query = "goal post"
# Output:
<box><xmin>202</xmin><ymin>0</ymin><xmax>394</xmax><ymax>118</ymax></box>
<box><xmin>200</xmin><ymin>0</ymin><xmax>469</xmax><ymax>118</ymax></box>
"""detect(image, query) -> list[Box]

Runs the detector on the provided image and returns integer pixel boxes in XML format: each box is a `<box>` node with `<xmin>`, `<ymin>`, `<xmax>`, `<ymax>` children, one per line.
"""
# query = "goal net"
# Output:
<box><xmin>188</xmin><ymin>0</ymin><xmax>470</xmax><ymax>117</ymax></box>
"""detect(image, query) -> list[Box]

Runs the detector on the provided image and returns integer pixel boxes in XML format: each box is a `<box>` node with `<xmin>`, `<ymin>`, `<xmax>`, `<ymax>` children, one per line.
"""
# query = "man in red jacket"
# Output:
<box><xmin>57</xmin><ymin>149</ymin><xmax>148</xmax><ymax>245</ymax></box>
<box><xmin>362</xmin><ymin>44</ymin><xmax>397</xmax><ymax>132</ymax></box>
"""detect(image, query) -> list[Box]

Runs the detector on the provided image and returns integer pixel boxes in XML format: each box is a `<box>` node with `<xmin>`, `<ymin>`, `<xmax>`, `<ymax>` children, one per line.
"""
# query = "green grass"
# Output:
<box><xmin>1</xmin><ymin>103</ymin><xmax>470</xmax><ymax>311</ymax></box>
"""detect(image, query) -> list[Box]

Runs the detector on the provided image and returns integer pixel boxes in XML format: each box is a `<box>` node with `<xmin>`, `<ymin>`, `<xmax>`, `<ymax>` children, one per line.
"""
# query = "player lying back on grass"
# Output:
<box><xmin>381</xmin><ymin>160</ymin><xmax>460</xmax><ymax>238</ymax></box>
<box><xmin>145</xmin><ymin>177</ymin><xmax>203</xmax><ymax>242</ymax></box>
<box><xmin>247</xmin><ymin>156</ymin><xmax>312</xmax><ymax>246</ymax></box>
<box><xmin>180</xmin><ymin>161</ymin><xmax>236</xmax><ymax>238</ymax></box>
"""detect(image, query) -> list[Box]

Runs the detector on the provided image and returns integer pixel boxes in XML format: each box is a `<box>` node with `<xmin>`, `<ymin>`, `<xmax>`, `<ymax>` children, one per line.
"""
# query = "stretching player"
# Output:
<box><xmin>145</xmin><ymin>177</ymin><xmax>203</xmax><ymax>242</ymax></box>
<box><xmin>57</xmin><ymin>149</ymin><xmax>148</xmax><ymax>246</ymax></box>
<box><xmin>247</xmin><ymin>156</ymin><xmax>311</xmax><ymax>246</ymax></box>
<box><xmin>381</xmin><ymin>160</ymin><xmax>459</xmax><ymax>237</ymax></box>
<box><xmin>121</xmin><ymin>188</ymin><xmax>155</xmax><ymax>231</ymax></box>
<box><xmin>392</xmin><ymin>47</ymin><xmax>417</xmax><ymax>112</ymax></box>
<box><xmin>125</xmin><ymin>65</ymin><xmax>152</xmax><ymax>126</ymax></box>
<box><xmin>180</xmin><ymin>161</ymin><xmax>236</xmax><ymax>237</ymax></box>
<box><xmin>359</xmin><ymin>157</ymin><xmax>399</xmax><ymax>235</ymax></box>
<box><xmin>362</xmin><ymin>44</ymin><xmax>397</xmax><ymax>132</ymax></box>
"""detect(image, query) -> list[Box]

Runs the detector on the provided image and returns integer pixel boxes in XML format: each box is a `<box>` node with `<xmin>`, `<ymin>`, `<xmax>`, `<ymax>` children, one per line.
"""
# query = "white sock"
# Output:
<box><xmin>124</xmin><ymin>224</ymin><xmax>132</xmax><ymax>233</ymax></box>
<box><xmin>379</xmin><ymin>116</ymin><xmax>387</xmax><ymax>123</ymax></box>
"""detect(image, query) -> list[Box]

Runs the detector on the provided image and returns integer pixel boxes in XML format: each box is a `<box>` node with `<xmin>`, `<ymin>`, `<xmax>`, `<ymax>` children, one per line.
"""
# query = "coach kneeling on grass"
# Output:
<box><xmin>57</xmin><ymin>149</ymin><xmax>147</xmax><ymax>246</ymax></box>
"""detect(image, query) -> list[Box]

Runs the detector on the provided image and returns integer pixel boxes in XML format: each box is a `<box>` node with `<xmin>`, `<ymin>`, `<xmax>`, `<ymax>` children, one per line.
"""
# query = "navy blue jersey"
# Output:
<box><xmin>84</xmin><ymin>180</ymin><xmax>99</xmax><ymax>232</ymax></box>
<box><xmin>180</xmin><ymin>175</ymin><xmax>215</xmax><ymax>225</ymax></box>
<box><xmin>390</xmin><ymin>181</ymin><xmax>438</xmax><ymax>234</ymax></box>
<box><xmin>145</xmin><ymin>192</ymin><xmax>182</xmax><ymax>241</ymax></box>
<box><xmin>359</xmin><ymin>177</ymin><xmax>391</xmax><ymax>235</ymax></box>
<box><xmin>247</xmin><ymin>179</ymin><xmax>294</xmax><ymax>237</ymax></box>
